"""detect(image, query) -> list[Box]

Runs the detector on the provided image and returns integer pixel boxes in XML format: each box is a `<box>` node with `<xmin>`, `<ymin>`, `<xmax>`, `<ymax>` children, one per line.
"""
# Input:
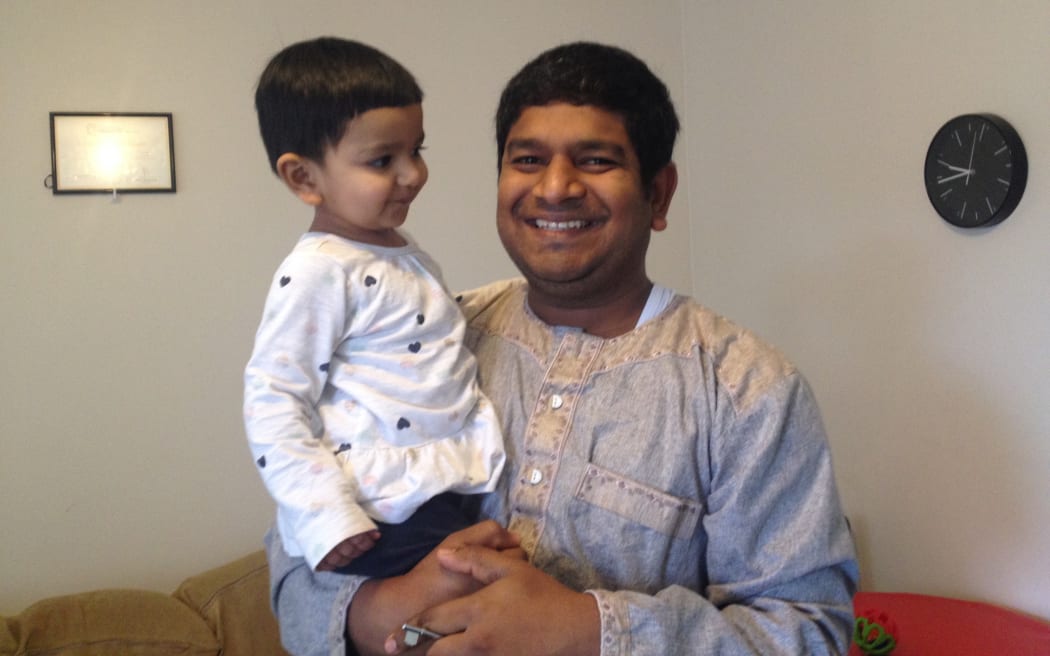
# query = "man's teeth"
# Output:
<box><xmin>534</xmin><ymin>219</ymin><xmax>590</xmax><ymax>231</ymax></box>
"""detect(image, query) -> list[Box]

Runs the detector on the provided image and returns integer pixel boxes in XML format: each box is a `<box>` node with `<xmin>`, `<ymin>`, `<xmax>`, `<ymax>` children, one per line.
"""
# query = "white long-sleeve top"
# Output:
<box><xmin>244</xmin><ymin>232</ymin><xmax>505</xmax><ymax>569</ymax></box>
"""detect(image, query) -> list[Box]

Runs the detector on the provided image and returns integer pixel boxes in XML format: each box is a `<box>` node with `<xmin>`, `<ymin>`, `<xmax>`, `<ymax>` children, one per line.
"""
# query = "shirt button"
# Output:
<box><xmin>528</xmin><ymin>468</ymin><xmax>544</xmax><ymax>485</ymax></box>
<box><xmin>551</xmin><ymin>394</ymin><xmax>564</xmax><ymax>409</ymax></box>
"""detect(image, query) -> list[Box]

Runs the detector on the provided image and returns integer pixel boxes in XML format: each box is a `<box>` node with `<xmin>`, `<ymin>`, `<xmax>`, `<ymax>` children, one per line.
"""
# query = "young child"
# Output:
<box><xmin>244</xmin><ymin>37</ymin><xmax>505</xmax><ymax>578</ymax></box>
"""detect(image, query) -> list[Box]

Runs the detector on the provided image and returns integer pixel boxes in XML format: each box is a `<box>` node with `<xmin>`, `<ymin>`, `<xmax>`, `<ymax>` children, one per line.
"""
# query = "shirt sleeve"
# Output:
<box><xmin>588</xmin><ymin>374</ymin><xmax>859</xmax><ymax>655</ymax></box>
<box><xmin>245</xmin><ymin>252</ymin><xmax>377</xmax><ymax>570</ymax></box>
<box><xmin>265</xmin><ymin>526</ymin><xmax>366</xmax><ymax>656</ymax></box>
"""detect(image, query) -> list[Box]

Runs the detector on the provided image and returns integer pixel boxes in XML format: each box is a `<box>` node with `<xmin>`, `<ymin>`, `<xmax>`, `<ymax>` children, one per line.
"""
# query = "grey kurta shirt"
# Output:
<box><xmin>265</xmin><ymin>278</ymin><xmax>858</xmax><ymax>656</ymax></box>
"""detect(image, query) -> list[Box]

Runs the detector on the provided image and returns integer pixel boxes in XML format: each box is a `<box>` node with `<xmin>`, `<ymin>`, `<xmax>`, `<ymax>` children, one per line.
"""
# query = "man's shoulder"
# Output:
<box><xmin>660</xmin><ymin>297</ymin><xmax>802</xmax><ymax>411</ymax></box>
<box><xmin>456</xmin><ymin>278</ymin><xmax>527</xmax><ymax>324</ymax></box>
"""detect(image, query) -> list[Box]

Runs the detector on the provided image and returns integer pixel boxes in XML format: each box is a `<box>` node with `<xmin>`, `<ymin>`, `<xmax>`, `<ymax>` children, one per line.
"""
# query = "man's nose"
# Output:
<box><xmin>534</xmin><ymin>156</ymin><xmax>584</xmax><ymax>204</ymax></box>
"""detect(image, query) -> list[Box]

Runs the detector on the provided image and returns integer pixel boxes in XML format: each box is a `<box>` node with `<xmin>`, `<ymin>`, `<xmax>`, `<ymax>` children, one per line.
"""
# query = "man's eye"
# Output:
<box><xmin>580</xmin><ymin>157</ymin><xmax>617</xmax><ymax>168</ymax></box>
<box><xmin>511</xmin><ymin>156</ymin><xmax>542</xmax><ymax>166</ymax></box>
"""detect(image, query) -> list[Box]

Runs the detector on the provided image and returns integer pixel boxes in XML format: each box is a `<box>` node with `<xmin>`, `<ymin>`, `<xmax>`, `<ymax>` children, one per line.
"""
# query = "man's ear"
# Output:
<box><xmin>647</xmin><ymin>162</ymin><xmax>678</xmax><ymax>232</ymax></box>
<box><xmin>276</xmin><ymin>153</ymin><xmax>323</xmax><ymax>206</ymax></box>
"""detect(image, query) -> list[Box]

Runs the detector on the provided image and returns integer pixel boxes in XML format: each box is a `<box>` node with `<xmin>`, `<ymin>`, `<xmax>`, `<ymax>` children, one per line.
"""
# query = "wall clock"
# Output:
<box><xmin>923</xmin><ymin>113</ymin><xmax>1027</xmax><ymax>228</ymax></box>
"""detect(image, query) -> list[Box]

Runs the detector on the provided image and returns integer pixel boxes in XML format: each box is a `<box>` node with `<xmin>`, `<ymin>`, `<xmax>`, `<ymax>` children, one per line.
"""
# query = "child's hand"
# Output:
<box><xmin>316</xmin><ymin>529</ymin><xmax>381</xmax><ymax>571</ymax></box>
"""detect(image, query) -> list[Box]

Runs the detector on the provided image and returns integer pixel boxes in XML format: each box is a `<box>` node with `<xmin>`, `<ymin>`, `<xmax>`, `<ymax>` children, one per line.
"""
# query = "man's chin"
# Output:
<box><xmin>521</xmin><ymin>270</ymin><xmax>596</xmax><ymax>296</ymax></box>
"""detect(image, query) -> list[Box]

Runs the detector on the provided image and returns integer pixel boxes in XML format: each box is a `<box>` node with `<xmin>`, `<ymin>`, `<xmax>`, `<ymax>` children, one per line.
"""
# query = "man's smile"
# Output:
<box><xmin>529</xmin><ymin>218</ymin><xmax>601</xmax><ymax>232</ymax></box>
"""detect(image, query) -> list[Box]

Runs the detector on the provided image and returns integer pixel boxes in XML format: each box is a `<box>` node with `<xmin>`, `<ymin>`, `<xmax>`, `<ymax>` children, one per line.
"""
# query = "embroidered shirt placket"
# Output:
<box><xmin>509</xmin><ymin>330</ymin><xmax>603</xmax><ymax>556</ymax></box>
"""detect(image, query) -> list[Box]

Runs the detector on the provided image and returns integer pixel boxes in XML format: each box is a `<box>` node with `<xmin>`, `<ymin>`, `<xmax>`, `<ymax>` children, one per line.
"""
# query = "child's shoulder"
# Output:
<box><xmin>285</xmin><ymin>232</ymin><xmax>385</xmax><ymax>266</ymax></box>
<box><xmin>273</xmin><ymin>233</ymin><xmax>368</xmax><ymax>282</ymax></box>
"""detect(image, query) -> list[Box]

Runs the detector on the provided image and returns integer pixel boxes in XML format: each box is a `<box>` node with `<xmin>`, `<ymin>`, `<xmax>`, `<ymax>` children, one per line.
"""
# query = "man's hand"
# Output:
<box><xmin>316</xmin><ymin>530</ymin><xmax>382</xmax><ymax>571</ymax></box>
<box><xmin>347</xmin><ymin>521</ymin><xmax>523</xmax><ymax>656</ymax></box>
<box><xmin>385</xmin><ymin>544</ymin><xmax>600</xmax><ymax>656</ymax></box>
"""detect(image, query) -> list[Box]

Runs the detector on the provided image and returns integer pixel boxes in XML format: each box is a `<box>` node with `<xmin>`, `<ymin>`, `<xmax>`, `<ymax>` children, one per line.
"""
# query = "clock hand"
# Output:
<box><xmin>937</xmin><ymin>170</ymin><xmax>973</xmax><ymax>184</ymax></box>
<box><xmin>965</xmin><ymin>132</ymin><xmax>977</xmax><ymax>185</ymax></box>
<box><xmin>938</xmin><ymin>162</ymin><xmax>975</xmax><ymax>174</ymax></box>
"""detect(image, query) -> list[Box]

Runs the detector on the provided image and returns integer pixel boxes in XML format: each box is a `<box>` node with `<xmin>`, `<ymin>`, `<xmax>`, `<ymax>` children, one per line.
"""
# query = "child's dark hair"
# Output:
<box><xmin>495</xmin><ymin>42</ymin><xmax>679</xmax><ymax>189</ymax></box>
<box><xmin>255</xmin><ymin>37</ymin><xmax>423</xmax><ymax>173</ymax></box>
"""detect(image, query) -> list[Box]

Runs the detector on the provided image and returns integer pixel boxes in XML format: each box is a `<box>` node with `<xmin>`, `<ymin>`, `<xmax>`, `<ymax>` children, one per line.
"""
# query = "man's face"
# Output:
<box><xmin>497</xmin><ymin>103</ymin><xmax>670</xmax><ymax>307</ymax></box>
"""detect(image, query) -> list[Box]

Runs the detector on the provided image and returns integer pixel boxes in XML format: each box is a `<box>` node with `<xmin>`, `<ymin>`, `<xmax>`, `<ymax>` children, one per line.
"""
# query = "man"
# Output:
<box><xmin>266</xmin><ymin>41</ymin><xmax>859</xmax><ymax>656</ymax></box>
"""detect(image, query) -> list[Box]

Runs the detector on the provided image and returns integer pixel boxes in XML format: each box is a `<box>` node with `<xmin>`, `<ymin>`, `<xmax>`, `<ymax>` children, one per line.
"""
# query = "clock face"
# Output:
<box><xmin>924</xmin><ymin>114</ymin><xmax>1027</xmax><ymax>228</ymax></box>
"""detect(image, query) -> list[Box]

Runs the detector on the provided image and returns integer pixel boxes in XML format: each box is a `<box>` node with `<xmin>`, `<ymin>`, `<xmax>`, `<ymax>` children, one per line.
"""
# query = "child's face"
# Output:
<box><xmin>309</xmin><ymin>104</ymin><xmax>427</xmax><ymax>244</ymax></box>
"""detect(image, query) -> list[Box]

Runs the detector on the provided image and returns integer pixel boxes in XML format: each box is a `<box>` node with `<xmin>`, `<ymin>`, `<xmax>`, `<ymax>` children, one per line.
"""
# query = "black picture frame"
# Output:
<box><xmin>49</xmin><ymin>112</ymin><xmax>176</xmax><ymax>194</ymax></box>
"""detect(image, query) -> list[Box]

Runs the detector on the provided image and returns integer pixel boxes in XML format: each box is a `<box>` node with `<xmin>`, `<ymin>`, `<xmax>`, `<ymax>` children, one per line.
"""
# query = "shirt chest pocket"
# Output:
<box><xmin>573</xmin><ymin>463</ymin><xmax>703</xmax><ymax>540</ymax></box>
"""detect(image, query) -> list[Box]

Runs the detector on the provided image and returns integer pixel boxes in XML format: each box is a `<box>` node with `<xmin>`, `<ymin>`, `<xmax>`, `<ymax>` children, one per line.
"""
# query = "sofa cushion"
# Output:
<box><xmin>1</xmin><ymin>588</ymin><xmax>219</xmax><ymax>656</ymax></box>
<box><xmin>173</xmin><ymin>550</ymin><xmax>289</xmax><ymax>656</ymax></box>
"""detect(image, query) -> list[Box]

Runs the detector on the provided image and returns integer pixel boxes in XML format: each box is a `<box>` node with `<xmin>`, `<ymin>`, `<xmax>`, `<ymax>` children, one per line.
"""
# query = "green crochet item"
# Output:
<box><xmin>853</xmin><ymin>613</ymin><xmax>897</xmax><ymax>655</ymax></box>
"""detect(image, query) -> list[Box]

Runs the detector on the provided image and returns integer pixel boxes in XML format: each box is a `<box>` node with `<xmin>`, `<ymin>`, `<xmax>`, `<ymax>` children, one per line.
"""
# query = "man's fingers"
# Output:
<box><xmin>384</xmin><ymin>618</ymin><xmax>458</xmax><ymax>654</ymax></box>
<box><xmin>381</xmin><ymin>524</ymin><xmax>523</xmax><ymax>652</ymax></box>
<box><xmin>444</xmin><ymin>519</ymin><xmax>520</xmax><ymax>551</ymax></box>
<box><xmin>436</xmin><ymin>544</ymin><xmax>516</xmax><ymax>585</ymax></box>
<box><xmin>386</xmin><ymin>595</ymin><xmax>479</xmax><ymax>655</ymax></box>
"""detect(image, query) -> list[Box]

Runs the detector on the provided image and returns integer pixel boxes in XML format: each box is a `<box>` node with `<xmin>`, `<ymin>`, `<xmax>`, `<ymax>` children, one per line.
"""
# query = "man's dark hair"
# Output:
<box><xmin>495</xmin><ymin>42</ymin><xmax>679</xmax><ymax>188</ymax></box>
<box><xmin>255</xmin><ymin>37</ymin><xmax>423</xmax><ymax>173</ymax></box>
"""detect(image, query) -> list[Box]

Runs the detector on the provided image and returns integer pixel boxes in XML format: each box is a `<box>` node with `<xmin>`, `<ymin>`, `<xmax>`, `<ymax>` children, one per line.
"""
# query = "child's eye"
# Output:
<box><xmin>413</xmin><ymin>145</ymin><xmax>426</xmax><ymax>158</ymax></box>
<box><xmin>368</xmin><ymin>155</ymin><xmax>393</xmax><ymax>169</ymax></box>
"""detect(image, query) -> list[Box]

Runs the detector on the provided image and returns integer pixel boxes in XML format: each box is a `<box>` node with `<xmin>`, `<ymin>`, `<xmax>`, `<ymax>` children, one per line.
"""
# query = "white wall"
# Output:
<box><xmin>3</xmin><ymin>0</ymin><xmax>1048</xmax><ymax>625</ymax></box>
<box><xmin>0</xmin><ymin>0</ymin><xmax>689</xmax><ymax>614</ymax></box>
<box><xmin>683</xmin><ymin>1</ymin><xmax>1050</xmax><ymax>620</ymax></box>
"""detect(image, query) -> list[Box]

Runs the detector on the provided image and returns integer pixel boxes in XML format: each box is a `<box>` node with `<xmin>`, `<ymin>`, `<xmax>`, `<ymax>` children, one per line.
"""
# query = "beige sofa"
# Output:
<box><xmin>1</xmin><ymin>551</ymin><xmax>289</xmax><ymax>656</ymax></box>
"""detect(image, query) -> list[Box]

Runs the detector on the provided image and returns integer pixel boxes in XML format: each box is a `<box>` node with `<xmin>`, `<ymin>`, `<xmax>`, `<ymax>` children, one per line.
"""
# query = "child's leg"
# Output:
<box><xmin>335</xmin><ymin>493</ymin><xmax>475</xmax><ymax>578</ymax></box>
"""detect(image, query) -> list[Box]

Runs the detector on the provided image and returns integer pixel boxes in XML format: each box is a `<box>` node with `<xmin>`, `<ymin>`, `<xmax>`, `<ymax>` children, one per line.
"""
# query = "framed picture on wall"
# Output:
<box><xmin>49</xmin><ymin>112</ymin><xmax>176</xmax><ymax>194</ymax></box>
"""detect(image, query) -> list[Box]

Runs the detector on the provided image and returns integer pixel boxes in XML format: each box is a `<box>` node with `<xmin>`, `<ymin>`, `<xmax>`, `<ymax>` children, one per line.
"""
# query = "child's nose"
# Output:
<box><xmin>400</xmin><ymin>158</ymin><xmax>428</xmax><ymax>189</ymax></box>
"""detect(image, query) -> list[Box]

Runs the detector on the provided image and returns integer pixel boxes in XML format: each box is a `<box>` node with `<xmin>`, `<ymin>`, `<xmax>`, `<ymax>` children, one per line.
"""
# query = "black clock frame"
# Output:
<box><xmin>923</xmin><ymin>113</ymin><xmax>1027</xmax><ymax>229</ymax></box>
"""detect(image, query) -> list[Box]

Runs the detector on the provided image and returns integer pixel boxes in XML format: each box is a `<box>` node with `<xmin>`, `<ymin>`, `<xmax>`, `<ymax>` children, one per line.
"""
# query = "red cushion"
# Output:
<box><xmin>850</xmin><ymin>592</ymin><xmax>1050</xmax><ymax>656</ymax></box>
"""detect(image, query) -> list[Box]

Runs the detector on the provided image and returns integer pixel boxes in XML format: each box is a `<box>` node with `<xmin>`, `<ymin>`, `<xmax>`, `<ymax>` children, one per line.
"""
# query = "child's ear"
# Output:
<box><xmin>276</xmin><ymin>153</ymin><xmax>323</xmax><ymax>206</ymax></box>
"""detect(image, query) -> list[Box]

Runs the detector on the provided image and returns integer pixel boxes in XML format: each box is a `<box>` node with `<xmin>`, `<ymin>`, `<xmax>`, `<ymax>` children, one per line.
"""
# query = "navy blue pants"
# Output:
<box><xmin>335</xmin><ymin>492</ymin><xmax>476</xmax><ymax>578</ymax></box>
